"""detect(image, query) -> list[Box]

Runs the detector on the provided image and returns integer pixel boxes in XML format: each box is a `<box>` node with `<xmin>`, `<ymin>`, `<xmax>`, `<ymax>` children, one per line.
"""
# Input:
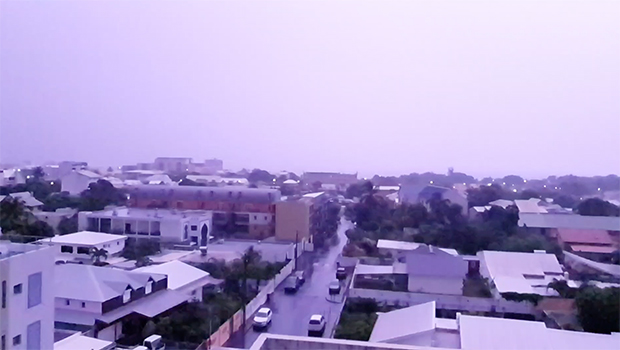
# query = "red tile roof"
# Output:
<box><xmin>556</xmin><ymin>228</ymin><xmax>614</xmax><ymax>245</ymax></box>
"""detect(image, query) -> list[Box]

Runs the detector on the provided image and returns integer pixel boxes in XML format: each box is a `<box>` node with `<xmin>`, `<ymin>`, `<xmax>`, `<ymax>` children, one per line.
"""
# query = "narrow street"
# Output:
<box><xmin>225</xmin><ymin>218</ymin><xmax>353</xmax><ymax>348</ymax></box>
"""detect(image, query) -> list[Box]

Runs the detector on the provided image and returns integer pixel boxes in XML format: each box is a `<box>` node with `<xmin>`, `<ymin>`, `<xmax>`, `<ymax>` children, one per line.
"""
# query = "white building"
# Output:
<box><xmin>60</xmin><ymin>170</ymin><xmax>101</xmax><ymax>195</ymax></box>
<box><xmin>34</xmin><ymin>208</ymin><xmax>77</xmax><ymax>235</ymax></box>
<box><xmin>54</xmin><ymin>264</ymin><xmax>187</xmax><ymax>341</ymax></box>
<box><xmin>0</xmin><ymin>242</ymin><xmax>55</xmax><ymax>350</ymax></box>
<box><xmin>405</xmin><ymin>246</ymin><xmax>468</xmax><ymax>295</ymax></box>
<box><xmin>367</xmin><ymin>301</ymin><xmax>620</xmax><ymax>350</ymax></box>
<box><xmin>477</xmin><ymin>250</ymin><xmax>566</xmax><ymax>298</ymax></box>
<box><xmin>0</xmin><ymin>169</ymin><xmax>26</xmax><ymax>186</ymax></box>
<box><xmin>133</xmin><ymin>260</ymin><xmax>220</xmax><ymax>302</ymax></box>
<box><xmin>53</xmin><ymin>332</ymin><xmax>114</xmax><ymax>350</ymax></box>
<box><xmin>43</xmin><ymin>231</ymin><xmax>127</xmax><ymax>262</ymax></box>
<box><xmin>78</xmin><ymin>208</ymin><xmax>212</xmax><ymax>245</ymax></box>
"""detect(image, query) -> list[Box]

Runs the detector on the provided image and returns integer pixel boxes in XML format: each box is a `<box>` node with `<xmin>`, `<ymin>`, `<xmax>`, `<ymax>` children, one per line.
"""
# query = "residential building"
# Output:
<box><xmin>54</xmin><ymin>264</ymin><xmax>187</xmax><ymax>341</ymax></box>
<box><xmin>133</xmin><ymin>260</ymin><xmax>221</xmax><ymax>302</ymax></box>
<box><xmin>60</xmin><ymin>170</ymin><xmax>101</xmax><ymax>195</ymax></box>
<box><xmin>406</xmin><ymin>246</ymin><xmax>468</xmax><ymax>295</ymax></box>
<box><xmin>377</xmin><ymin>239</ymin><xmax>459</xmax><ymax>257</ymax></box>
<box><xmin>478</xmin><ymin>250</ymin><xmax>566</xmax><ymax>298</ymax></box>
<box><xmin>274</xmin><ymin>192</ymin><xmax>329</xmax><ymax>242</ymax></box>
<box><xmin>144</xmin><ymin>174</ymin><xmax>173</xmax><ymax>185</ymax></box>
<box><xmin>42</xmin><ymin>231</ymin><xmax>127</xmax><ymax>262</ymax></box>
<box><xmin>78</xmin><ymin>207</ymin><xmax>212</xmax><ymax>245</ymax></box>
<box><xmin>552</xmin><ymin>228</ymin><xmax>617</xmax><ymax>261</ymax></box>
<box><xmin>153</xmin><ymin>157</ymin><xmax>192</xmax><ymax>173</ymax></box>
<box><xmin>518</xmin><ymin>213</ymin><xmax>620</xmax><ymax>234</ymax></box>
<box><xmin>0</xmin><ymin>242</ymin><xmax>55</xmax><ymax>350</ymax></box>
<box><xmin>33</xmin><ymin>208</ymin><xmax>77</xmax><ymax>235</ymax></box>
<box><xmin>0</xmin><ymin>169</ymin><xmax>26</xmax><ymax>186</ymax></box>
<box><xmin>1</xmin><ymin>192</ymin><xmax>43</xmax><ymax>209</ymax></box>
<box><xmin>399</xmin><ymin>184</ymin><xmax>467</xmax><ymax>215</ymax></box>
<box><xmin>126</xmin><ymin>185</ymin><xmax>280</xmax><ymax>238</ymax></box>
<box><xmin>189</xmin><ymin>159</ymin><xmax>224</xmax><ymax>174</ymax></box>
<box><xmin>367</xmin><ymin>301</ymin><xmax>620</xmax><ymax>350</ymax></box>
<box><xmin>53</xmin><ymin>332</ymin><xmax>114</xmax><ymax>350</ymax></box>
<box><xmin>186</xmin><ymin>175</ymin><xmax>249</xmax><ymax>186</ymax></box>
<box><xmin>562</xmin><ymin>251</ymin><xmax>620</xmax><ymax>281</ymax></box>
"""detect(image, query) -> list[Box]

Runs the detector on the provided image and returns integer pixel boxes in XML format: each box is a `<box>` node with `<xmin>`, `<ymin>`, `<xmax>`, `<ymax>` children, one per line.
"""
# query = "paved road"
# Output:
<box><xmin>226</xmin><ymin>218</ymin><xmax>353</xmax><ymax>348</ymax></box>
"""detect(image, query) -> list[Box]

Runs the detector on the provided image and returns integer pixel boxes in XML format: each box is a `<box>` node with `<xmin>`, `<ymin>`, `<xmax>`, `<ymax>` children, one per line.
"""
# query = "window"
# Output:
<box><xmin>60</xmin><ymin>245</ymin><xmax>73</xmax><ymax>253</ymax></box>
<box><xmin>76</xmin><ymin>247</ymin><xmax>90</xmax><ymax>255</ymax></box>
<box><xmin>27</xmin><ymin>272</ymin><xmax>42</xmax><ymax>308</ymax></box>
<box><xmin>254</xmin><ymin>215</ymin><xmax>257</xmax><ymax>220</ymax></box>
<box><xmin>13</xmin><ymin>284</ymin><xmax>22</xmax><ymax>295</ymax></box>
<box><xmin>191</xmin><ymin>225</ymin><xmax>197</xmax><ymax>231</ymax></box>
<box><xmin>123</xmin><ymin>289</ymin><xmax>131</xmax><ymax>303</ymax></box>
<box><xmin>1</xmin><ymin>281</ymin><xmax>5</xmax><ymax>308</ymax></box>
<box><xmin>81</xmin><ymin>302</ymin><xmax>85</xmax><ymax>308</ymax></box>
<box><xmin>65</xmin><ymin>299</ymin><xmax>70</xmax><ymax>306</ymax></box>
<box><xmin>184</xmin><ymin>226</ymin><xmax>188</xmax><ymax>240</ymax></box>
<box><xmin>26</xmin><ymin>321</ymin><xmax>41</xmax><ymax>350</ymax></box>
<box><xmin>12</xmin><ymin>335</ymin><xmax>20</xmax><ymax>346</ymax></box>
<box><xmin>117</xmin><ymin>242</ymin><xmax>120</xmax><ymax>245</ymax></box>
<box><xmin>145</xmin><ymin>281</ymin><xmax>153</xmax><ymax>295</ymax></box>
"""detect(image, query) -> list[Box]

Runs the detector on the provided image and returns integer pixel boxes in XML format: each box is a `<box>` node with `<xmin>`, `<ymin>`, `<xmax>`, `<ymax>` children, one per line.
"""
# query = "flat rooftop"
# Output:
<box><xmin>45</xmin><ymin>231</ymin><xmax>127</xmax><ymax>246</ymax></box>
<box><xmin>0</xmin><ymin>242</ymin><xmax>47</xmax><ymax>260</ymax></box>
<box><xmin>84</xmin><ymin>207</ymin><xmax>212</xmax><ymax>220</ymax></box>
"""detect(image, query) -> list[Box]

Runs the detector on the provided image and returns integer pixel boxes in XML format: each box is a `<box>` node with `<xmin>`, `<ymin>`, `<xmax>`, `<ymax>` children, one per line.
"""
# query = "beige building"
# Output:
<box><xmin>275</xmin><ymin>200</ymin><xmax>311</xmax><ymax>242</ymax></box>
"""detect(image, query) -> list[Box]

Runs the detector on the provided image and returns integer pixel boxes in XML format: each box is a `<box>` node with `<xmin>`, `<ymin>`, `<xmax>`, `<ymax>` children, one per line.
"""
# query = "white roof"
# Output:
<box><xmin>377</xmin><ymin>239</ymin><xmax>458</xmax><ymax>256</ymax></box>
<box><xmin>375</xmin><ymin>186</ymin><xmax>400</xmax><ymax>191</ymax></box>
<box><xmin>54</xmin><ymin>333</ymin><xmax>113</xmax><ymax>350</ymax></box>
<box><xmin>302</xmin><ymin>191</ymin><xmax>325</xmax><ymax>198</ymax></box>
<box><xmin>514</xmin><ymin>199</ymin><xmax>547</xmax><ymax>213</ymax></box>
<box><xmin>310</xmin><ymin>314</ymin><xmax>323</xmax><ymax>321</ymax></box>
<box><xmin>258</xmin><ymin>307</ymin><xmax>271</xmax><ymax>313</ymax></box>
<box><xmin>478</xmin><ymin>251</ymin><xmax>564</xmax><ymax>294</ymax></box>
<box><xmin>370</xmin><ymin>301</ymin><xmax>436</xmax><ymax>342</ymax></box>
<box><xmin>459</xmin><ymin>314</ymin><xmax>620</xmax><ymax>350</ymax></box>
<box><xmin>283</xmin><ymin>179</ymin><xmax>299</xmax><ymax>184</ymax></box>
<box><xmin>8</xmin><ymin>192</ymin><xmax>43</xmax><ymax>207</ymax></box>
<box><xmin>47</xmin><ymin>231</ymin><xmax>127</xmax><ymax>246</ymax></box>
<box><xmin>76</xmin><ymin>169</ymin><xmax>102</xmax><ymax>179</ymax></box>
<box><xmin>133</xmin><ymin>260</ymin><xmax>210</xmax><ymax>290</ymax></box>
<box><xmin>489</xmin><ymin>199</ymin><xmax>514</xmax><ymax>209</ymax></box>
<box><xmin>354</xmin><ymin>264</ymin><xmax>395</xmax><ymax>276</ymax></box>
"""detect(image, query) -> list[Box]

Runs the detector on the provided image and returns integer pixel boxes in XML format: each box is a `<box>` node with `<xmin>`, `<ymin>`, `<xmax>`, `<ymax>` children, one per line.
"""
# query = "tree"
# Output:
<box><xmin>0</xmin><ymin>197</ymin><xmax>28</xmax><ymax>233</ymax></box>
<box><xmin>247</xmin><ymin>169</ymin><xmax>274</xmax><ymax>184</ymax></box>
<box><xmin>90</xmin><ymin>248</ymin><xmax>108</xmax><ymax>264</ymax></box>
<box><xmin>32</xmin><ymin>166</ymin><xmax>46</xmax><ymax>181</ymax></box>
<box><xmin>135</xmin><ymin>256</ymin><xmax>153</xmax><ymax>267</ymax></box>
<box><xmin>466</xmin><ymin>184</ymin><xmax>506</xmax><ymax>207</ymax></box>
<box><xmin>576</xmin><ymin>198</ymin><xmax>620</xmax><ymax>217</ymax></box>
<box><xmin>57</xmin><ymin>215</ymin><xmax>78</xmax><ymax>235</ymax></box>
<box><xmin>79</xmin><ymin>179</ymin><xmax>126</xmax><ymax>211</ymax></box>
<box><xmin>575</xmin><ymin>287</ymin><xmax>620</xmax><ymax>334</ymax></box>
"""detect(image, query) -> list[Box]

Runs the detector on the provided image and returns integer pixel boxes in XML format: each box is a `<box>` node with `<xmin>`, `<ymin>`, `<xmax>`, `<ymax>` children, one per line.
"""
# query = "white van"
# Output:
<box><xmin>143</xmin><ymin>335</ymin><xmax>165</xmax><ymax>350</ymax></box>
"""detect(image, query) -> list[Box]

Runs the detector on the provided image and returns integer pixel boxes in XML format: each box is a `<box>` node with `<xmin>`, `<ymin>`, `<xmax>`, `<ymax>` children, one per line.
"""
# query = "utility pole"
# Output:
<box><xmin>294</xmin><ymin>230</ymin><xmax>299</xmax><ymax>271</ymax></box>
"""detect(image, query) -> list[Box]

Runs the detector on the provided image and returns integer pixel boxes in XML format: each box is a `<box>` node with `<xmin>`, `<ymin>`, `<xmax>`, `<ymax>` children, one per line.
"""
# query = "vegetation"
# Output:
<box><xmin>57</xmin><ymin>215</ymin><xmax>78</xmax><ymax>235</ymax></box>
<box><xmin>334</xmin><ymin>298</ymin><xmax>380</xmax><ymax>341</ymax></box>
<box><xmin>313</xmin><ymin>201</ymin><xmax>342</xmax><ymax>249</ymax></box>
<box><xmin>575</xmin><ymin>286</ymin><xmax>620</xmax><ymax>334</ymax></box>
<box><xmin>121</xmin><ymin>238</ymin><xmax>161</xmax><ymax>260</ymax></box>
<box><xmin>0</xmin><ymin>197</ymin><xmax>55</xmax><ymax>242</ymax></box>
<box><xmin>575</xmin><ymin>198</ymin><xmax>620</xmax><ymax>217</ymax></box>
<box><xmin>90</xmin><ymin>247</ymin><xmax>108</xmax><ymax>264</ymax></box>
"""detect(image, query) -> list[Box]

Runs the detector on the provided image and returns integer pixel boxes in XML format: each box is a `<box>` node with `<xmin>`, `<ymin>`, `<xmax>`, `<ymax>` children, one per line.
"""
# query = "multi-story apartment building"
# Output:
<box><xmin>0</xmin><ymin>243</ymin><xmax>55</xmax><ymax>350</ymax></box>
<box><xmin>78</xmin><ymin>208</ymin><xmax>212</xmax><ymax>245</ymax></box>
<box><xmin>275</xmin><ymin>192</ymin><xmax>329</xmax><ymax>242</ymax></box>
<box><xmin>126</xmin><ymin>185</ymin><xmax>281</xmax><ymax>239</ymax></box>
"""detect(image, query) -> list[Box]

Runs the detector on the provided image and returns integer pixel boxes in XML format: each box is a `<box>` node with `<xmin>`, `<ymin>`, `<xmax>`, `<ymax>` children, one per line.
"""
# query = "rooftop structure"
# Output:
<box><xmin>53</xmin><ymin>333</ymin><xmax>114</xmax><ymax>350</ymax></box>
<box><xmin>377</xmin><ymin>239</ymin><xmax>458</xmax><ymax>256</ymax></box>
<box><xmin>478</xmin><ymin>250</ymin><xmax>565</xmax><ymax>296</ymax></box>
<box><xmin>127</xmin><ymin>185</ymin><xmax>280</xmax><ymax>204</ymax></box>
<box><xmin>301</xmin><ymin>171</ymin><xmax>358</xmax><ymax>185</ymax></box>
<box><xmin>519</xmin><ymin>213</ymin><xmax>620</xmax><ymax>231</ymax></box>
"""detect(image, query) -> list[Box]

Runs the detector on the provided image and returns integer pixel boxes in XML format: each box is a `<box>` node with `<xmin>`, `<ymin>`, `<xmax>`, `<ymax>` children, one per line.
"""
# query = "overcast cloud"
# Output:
<box><xmin>1</xmin><ymin>0</ymin><xmax>619</xmax><ymax>178</ymax></box>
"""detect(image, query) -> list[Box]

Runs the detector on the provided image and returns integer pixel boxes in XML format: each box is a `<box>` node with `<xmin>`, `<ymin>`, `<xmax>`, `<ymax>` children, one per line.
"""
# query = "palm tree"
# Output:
<box><xmin>0</xmin><ymin>197</ymin><xmax>27</xmax><ymax>233</ymax></box>
<box><xmin>90</xmin><ymin>248</ymin><xmax>108</xmax><ymax>264</ymax></box>
<box><xmin>32</xmin><ymin>167</ymin><xmax>45</xmax><ymax>181</ymax></box>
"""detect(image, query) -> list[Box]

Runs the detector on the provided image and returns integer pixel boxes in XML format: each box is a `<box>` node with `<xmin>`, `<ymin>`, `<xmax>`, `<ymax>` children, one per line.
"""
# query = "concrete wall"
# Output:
<box><xmin>275</xmin><ymin>201</ymin><xmax>310</xmax><ymax>242</ymax></box>
<box><xmin>97</xmin><ymin>322</ymin><xmax>123</xmax><ymax>342</ymax></box>
<box><xmin>408</xmin><ymin>276</ymin><xmax>463</xmax><ymax>295</ymax></box>
<box><xmin>0</xmin><ymin>245</ymin><xmax>55</xmax><ymax>350</ymax></box>
<box><xmin>349</xmin><ymin>288</ymin><xmax>535</xmax><ymax>315</ymax></box>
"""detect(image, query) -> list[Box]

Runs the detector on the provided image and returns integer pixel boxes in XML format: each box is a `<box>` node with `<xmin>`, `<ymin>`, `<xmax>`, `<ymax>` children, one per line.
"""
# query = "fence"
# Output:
<box><xmin>348</xmin><ymin>288</ymin><xmax>535</xmax><ymax>315</ymax></box>
<box><xmin>197</xmin><ymin>259</ymin><xmax>295</xmax><ymax>349</ymax></box>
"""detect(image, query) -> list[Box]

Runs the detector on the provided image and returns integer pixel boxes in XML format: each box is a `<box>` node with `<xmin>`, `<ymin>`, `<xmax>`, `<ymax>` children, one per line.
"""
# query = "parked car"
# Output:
<box><xmin>294</xmin><ymin>270</ymin><xmax>307</xmax><ymax>285</ymax></box>
<box><xmin>308</xmin><ymin>314</ymin><xmax>326</xmax><ymax>336</ymax></box>
<box><xmin>253</xmin><ymin>307</ymin><xmax>273</xmax><ymax>331</ymax></box>
<box><xmin>142</xmin><ymin>334</ymin><xmax>165</xmax><ymax>350</ymax></box>
<box><xmin>336</xmin><ymin>267</ymin><xmax>347</xmax><ymax>280</ymax></box>
<box><xmin>284</xmin><ymin>275</ymin><xmax>302</xmax><ymax>294</ymax></box>
<box><xmin>328</xmin><ymin>280</ymin><xmax>341</xmax><ymax>295</ymax></box>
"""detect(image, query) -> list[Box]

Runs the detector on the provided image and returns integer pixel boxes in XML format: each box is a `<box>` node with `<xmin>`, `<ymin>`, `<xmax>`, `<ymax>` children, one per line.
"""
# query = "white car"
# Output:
<box><xmin>253</xmin><ymin>307</ymin><xmax>273</xmax><ymax>330</ymax></box>
<box><xmin>308</xmin><ymin>314</ymin><xmax>326</xmax><ymax>336</ymax></box>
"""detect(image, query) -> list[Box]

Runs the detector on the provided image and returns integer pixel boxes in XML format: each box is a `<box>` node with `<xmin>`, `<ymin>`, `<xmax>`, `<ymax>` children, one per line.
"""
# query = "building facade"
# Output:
<box><xmin>275</xmin><ymin>192</ymin><xmax>329</xmax><ymax>242</ymax></box>
<box><xmin>61</xmin><ymin>170</ymin><xmax>101</xmax><ymax>195</ymax></box>
<box><xmin>153</xmin><ymin>157</ymin><xmax>192</xmax><ymax>173</ymax></box>
<box><xmin>126</xmin><ymin>185</ymin><xmax>280</xmax><ymax>239</ymax></box>
<box><xmin>0</xmin><ymin>243</ymin><xmax>55</xmax><ymax>350</ymax></box>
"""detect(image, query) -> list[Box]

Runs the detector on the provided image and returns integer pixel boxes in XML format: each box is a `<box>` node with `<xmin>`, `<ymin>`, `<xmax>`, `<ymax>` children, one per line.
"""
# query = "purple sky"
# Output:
<box><xmin>1</xmin><ymin>1</ymin><xmax>619</xmax><ymax>178</ymax></box>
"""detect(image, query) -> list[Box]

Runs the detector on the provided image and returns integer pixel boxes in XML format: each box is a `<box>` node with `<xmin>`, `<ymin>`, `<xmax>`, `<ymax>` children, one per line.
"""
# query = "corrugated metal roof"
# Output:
<box><xmin>406</xmin><ymin>246</ymin><xmax>467</xmax><ymax>278</ymax></box>
<box><xmin>519</xmin><ymin>213</ymin><xmax>620</xmax><ymax>231</ymax></box>
<box><xmin>556</xmin><ymin>228</ymin><xmax>614</xmax><ymax>245</ymax></box>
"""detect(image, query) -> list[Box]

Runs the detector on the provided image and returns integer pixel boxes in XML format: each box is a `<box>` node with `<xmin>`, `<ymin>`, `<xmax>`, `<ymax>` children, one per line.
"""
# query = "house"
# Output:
<box><xmin>377</xmin><ymin>239</ymin><xmax>458</xmax><ymax>256</ymax></box>
<box><xmin>61</xmin><ymin>170</ymin><xmax>101</xmax><ymax>195</ymax></box>
<box><xmin>133</xmin><ymin>260</ymin><xmax>221</xmax><ymax>302</ymax></box>
<box><xmin>562</xmin><ymin>251</ymin><xmax>620</xmax><ymax>280</ymax></box>
<box><xmin>78</xmin><ymin>208</ymin><xmax>212</xmax><ymax>245</ymax></box>
<box><xmin>3</xmin><ymin>192</ymin><xmax>44</xmax><ymax>209</ymax></box>
<box><xmin>488</xmin><ymin>199</ymin><xmax>514</xmax><ymax>209</ymax></box>
<box><xmin>0</xmin><ymin>242</ymin><xmax>56</xmax><ymax>350</ymax></box>
<box><xmin>552</xmin><ymin>228</ymin><xmax>617</xmax><ymax>261</ymax></box>
<box><xmin>153</xmin><ymin>157</ymin><xmax>192</xmax><ymax>173</ymax></box>
<box><xmin>399</xmin><ymin>184</ymin><xmax>467</xmax><ymax>215</ymax></box>
<box><xmin>54</xmin><ymin>264</ymin><xmax>188</xmax><ymax>341</ymax></box>
<box><xmin>406</xmin><ymin>245</ymin><xmax>468</xmax><ymax>295</ymax></box>
<box><xmin>367</xmin><ymin>300</ymin><xmax>620</xmax><ymax>350</ymax></box>
<box><xmin>275</xmin><ymin>192</ymin><xmax>330</xmax><ymax>242</ymax></box>
<box><xmin>126</xmin><ymin>185</ymin><xmax>280</xmax><ymax>238</ymax></box>
<box><xmin>144</xmin><ymin>174</ymin><xmax>174</xmax><ymax>185</ymax></box>
<box><xmin>0</xmin><ymin>168</ymin><xmax>26</xmax><ymax>186</ymax></box>
<box><xmin>53</xmin><ymin>332</ymin><xmax>114</xmax><ymax>350</ymax></box>
<box><xmin>43</xmin><ymin>231</ymin><xmax>127</xmax><ymax>262</ymax></box>
<box><xmin>518</xmin><ymin>213</ymin><xmax>620</xmax><ymax>235</ymax></box>
<box><xmin>477</xmin><ymin>250</ymin><xmax>565</xmax><ymax>298</ymax></box>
